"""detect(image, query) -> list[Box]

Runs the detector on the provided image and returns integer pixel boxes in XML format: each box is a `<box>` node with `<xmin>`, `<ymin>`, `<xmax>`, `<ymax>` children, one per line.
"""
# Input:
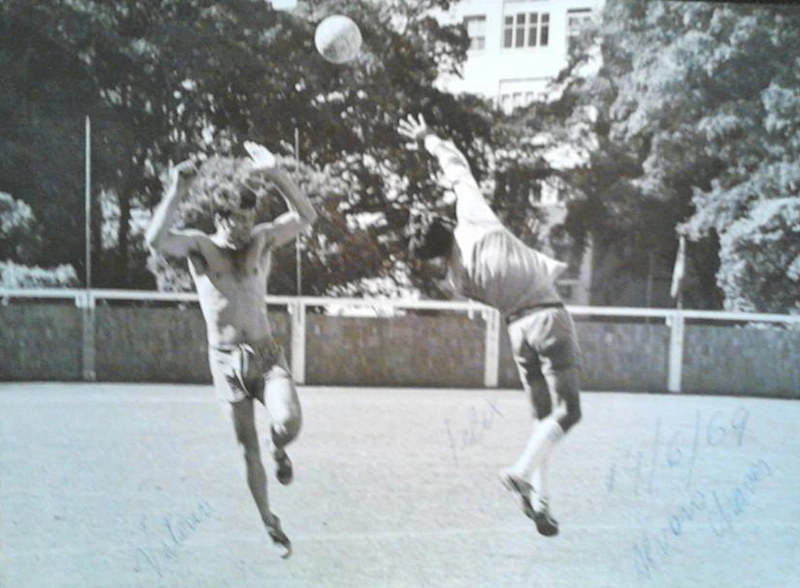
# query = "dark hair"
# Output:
<box><xmin>213</xmin><ymin>184</ymin><xmax>256</xmax><ymax>218</ymax></box>
<box><xmin>408</xmin><ymin>214</ymin><xmax>455</xmax><ymax>260</ymax></box>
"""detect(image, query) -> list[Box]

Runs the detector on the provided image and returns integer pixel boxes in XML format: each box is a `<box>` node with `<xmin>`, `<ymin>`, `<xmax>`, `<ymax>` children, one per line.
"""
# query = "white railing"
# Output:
<box><xmin>2</xmin><ymin>288</ymin><xmax>799</xmax><ymax>391</ymax></box>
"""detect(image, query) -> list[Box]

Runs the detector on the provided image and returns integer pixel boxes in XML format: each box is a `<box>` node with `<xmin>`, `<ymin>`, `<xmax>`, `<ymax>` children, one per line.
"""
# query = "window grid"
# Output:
<box><xmin>502</xmin><ymin>11</ymin><xmax>550</xmax><ymax>49</ymax></box>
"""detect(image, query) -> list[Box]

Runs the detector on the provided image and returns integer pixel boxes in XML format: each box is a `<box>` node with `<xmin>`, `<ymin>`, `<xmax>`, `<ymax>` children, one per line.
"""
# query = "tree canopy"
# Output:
<box><xmin>506</xmin><ymin>0</ymin><xmax>800</xmax><ymax>312</ymax></box>
<box><xmin>0</xmin><ymin>0</ymin><xmax>491</xmax><ymax>296</ymax></box>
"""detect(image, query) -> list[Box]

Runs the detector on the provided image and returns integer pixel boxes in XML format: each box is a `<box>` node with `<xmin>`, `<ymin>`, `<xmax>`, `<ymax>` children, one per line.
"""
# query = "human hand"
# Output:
<box><xmin>397</xmin><ymin>113</ymin><xmax>431</xmax><ymax>149</ymax></box>
<box><xmin>244</xmin><ymin>140</ymin><xmax>277</xmax><ymax>172</ymax></box>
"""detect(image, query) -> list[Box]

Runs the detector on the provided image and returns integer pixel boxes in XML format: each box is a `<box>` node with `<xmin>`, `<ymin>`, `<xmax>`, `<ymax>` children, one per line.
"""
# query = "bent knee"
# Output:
<box><xmin>558</xmin><ymin>404</ymin><xmax>581</xmax><ymax>433</ymax></box>
<box><xmin>272</xmin><ymin>412</ymin><xmax>302</xmax><ymax>447</ymax></box>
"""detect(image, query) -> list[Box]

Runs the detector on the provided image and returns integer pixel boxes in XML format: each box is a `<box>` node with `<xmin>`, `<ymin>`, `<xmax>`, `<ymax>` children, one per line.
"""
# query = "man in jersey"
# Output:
<box><xmin>145</xmin><ymin>141</ymin><xmax>317</xmax><ymax>558</ymax></box>
<box><xmin>398</xmin><ymin>114</ymin><xmax>582</xmax><ymax>537</ymax></box>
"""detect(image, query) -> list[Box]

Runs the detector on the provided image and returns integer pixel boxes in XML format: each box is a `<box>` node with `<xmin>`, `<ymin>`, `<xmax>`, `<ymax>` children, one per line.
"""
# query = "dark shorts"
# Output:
<box><xmin>507</xmin><ymin>305</ymin><xmax>582</xmax><ymax>378</ymax></box>
<box><xmin>208</xmin><ymin>340</ymin><xmax>290</xmax><ymax>404</ymax></box>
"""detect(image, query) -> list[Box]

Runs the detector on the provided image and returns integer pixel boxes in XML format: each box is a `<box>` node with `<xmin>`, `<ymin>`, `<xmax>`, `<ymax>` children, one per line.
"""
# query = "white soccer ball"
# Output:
<box><xmin>314</xmin><ymin>15</ymin><xmax>362</xmax><ymax>65</ymax></box>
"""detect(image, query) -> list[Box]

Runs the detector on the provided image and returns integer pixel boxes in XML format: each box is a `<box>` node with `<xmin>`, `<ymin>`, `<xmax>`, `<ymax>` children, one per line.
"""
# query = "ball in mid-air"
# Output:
<box><xmin>314</xmin><ymin>15</ymin><xmax>362</xmax><ymax>64</ymax></box>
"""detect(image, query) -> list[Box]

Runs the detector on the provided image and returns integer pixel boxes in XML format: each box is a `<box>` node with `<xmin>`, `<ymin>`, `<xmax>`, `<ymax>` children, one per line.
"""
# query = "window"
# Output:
<box><xmin>503</xmin><ymin>16</ymin><xmax>514</xmax><ymax>47</ymax></box>
<box><xmin>503</xmin><ymin>12</ymin><xmax>550</xmax><ymax>48</ymax></box>
<box><xmin>567</xmin><ymin>8</ymin><xmax>593</xmax><ymax>50</ymax></box>
<box><xmin>567</xmin><ymin>8</ymin><xmax>593</xmax><ymax>37</ymax></box>
<box><xmin>463</xmin><ymin>15</ymin><xmax>486</xmax><ymax>51</ymax></box>
<box><xmin>515</xmin><ymin>14</ymin><xmax>526</xmax><ymax>47</ymax></box>
<box><xmin>527</xmin><ymin>13</ymin><xmax>539</xmax><ymax>46</ymax></box>
<box><xmin>540</xmin><ymin>14</ymin><xmax>550</xmax><ymax>46</ymax></box>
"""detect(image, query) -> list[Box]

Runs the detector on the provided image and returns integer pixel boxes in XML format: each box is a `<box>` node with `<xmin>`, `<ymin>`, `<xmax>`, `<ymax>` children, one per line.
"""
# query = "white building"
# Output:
<box><xmin>437</xmin><ymin>0</ymin><xmax>602</xmax><ymax>113</ymax></box>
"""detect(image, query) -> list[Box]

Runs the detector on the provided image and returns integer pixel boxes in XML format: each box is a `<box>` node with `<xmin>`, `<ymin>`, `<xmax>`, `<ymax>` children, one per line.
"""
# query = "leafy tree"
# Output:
<box><xmin>0</xmin><ymin>192</ymin><xmax>77</xmax><ymax>287</ymax></box>
<box><xmin>507</xmin><ymin>0</ymin><xmax>799</xmax><ymax>311</ymax></box>
<box><xmin>0</xmin><ymin>261</ymin><xmax>78</xmax><ymax>288</ymax></box>
<box><xmin>2</xmin><ymin>0</ymin><xmax>492</xmax><ymax>296</ymax></box>
<box><xmin>0</xmin><ymin>191</ymin><xmax>39</xmax><ymax>262</ymax></box>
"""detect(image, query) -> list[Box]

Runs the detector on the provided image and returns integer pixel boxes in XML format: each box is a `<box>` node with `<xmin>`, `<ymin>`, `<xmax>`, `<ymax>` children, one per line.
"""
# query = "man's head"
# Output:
<box><xmin>212</xmin><ymin>184</ymin><xmax>258</xmax><ymax>248</ymax></box>
<box><xmin>407</xmin><ymin>212</ymin><xmax>455</xmax><ymax>275</ymax></box>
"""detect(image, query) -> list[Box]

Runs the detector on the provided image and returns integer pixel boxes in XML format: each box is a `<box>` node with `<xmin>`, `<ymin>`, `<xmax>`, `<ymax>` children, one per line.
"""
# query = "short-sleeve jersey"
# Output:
<box><xmin>424</xmin><ymin>134</ymin><xmax>567</xmax><ymax>316</ymax></box>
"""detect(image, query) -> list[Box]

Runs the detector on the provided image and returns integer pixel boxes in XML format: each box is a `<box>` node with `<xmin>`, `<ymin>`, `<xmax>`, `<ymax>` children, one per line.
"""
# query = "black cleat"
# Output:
<box><xmin>500</xmin><ymin>469</ymin><xmax>559</xmax><ymax>537</ymax></box>
<box><xmin>528</xmin><ymin>502</ymin><xmax>559</xmax><ymax>537</ymax></box>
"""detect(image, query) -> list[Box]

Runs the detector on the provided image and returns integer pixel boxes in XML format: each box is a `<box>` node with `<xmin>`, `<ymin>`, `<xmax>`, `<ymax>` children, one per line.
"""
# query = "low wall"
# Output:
<box><xmin>498</xmin><ymin>320</ymin><xmax>671</xmax><ymax>392</ymax></box>
<box><xmin>92</xmin><ymin>304</ymin><xmax>293</xmax><ymax>383</ymax></box>
<box><xmin>0</xmin><ymin>302</ymin><xmax>83</xmax><ymax>381</ymax></box>
<box><xmin>305</xmin><ymin>313</ymin><xmax>486</xmax><ymax>388</ymax></box>
<box><xmin>683</xmin><ymin>324</ymin><xmax>800</xmax><ymax>398</ymax></box>
<box><xmin>2</xmin><ymin>299</ymin><xmax>799</xmax><ymax>398</ymax></box>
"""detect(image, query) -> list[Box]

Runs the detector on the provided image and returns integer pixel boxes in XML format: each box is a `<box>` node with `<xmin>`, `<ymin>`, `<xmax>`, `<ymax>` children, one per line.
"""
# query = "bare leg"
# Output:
<box><xmin>224</xmin><ymin>398</ymin><xmax>291</xmax><ymax>557</ymax></box>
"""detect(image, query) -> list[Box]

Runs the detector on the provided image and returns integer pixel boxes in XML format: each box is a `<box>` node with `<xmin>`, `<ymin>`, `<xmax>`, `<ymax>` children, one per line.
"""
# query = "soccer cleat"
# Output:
<box><xmin>500</xmin><ymin>469</ymin><xmax>559</xmax><ymax>537</ymax></box>
<box><xmin>266</xmin><ymin>515</ymin><xmax>292</xmax><ymax>559</ymax></box>
<box><xmin>529</xmin><ymin>500</ymin><xmax>559</xmax><ymax>537</ymax></box>
<box><xmin>274</xmin><ymin>450</ymin><xmax>293</xmax><ymax>486</ymax></box>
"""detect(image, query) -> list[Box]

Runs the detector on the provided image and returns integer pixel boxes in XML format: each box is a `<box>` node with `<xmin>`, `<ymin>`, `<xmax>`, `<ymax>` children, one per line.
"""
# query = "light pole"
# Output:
<box><xmin>85</xmin><ymin>115</ymin><xmax>92</xmax><ymax>290</ymax></box>
<box><xmin>294</xmin><ymin>127</ymin><xmax>302</xmax><ymax>296</ymax></box>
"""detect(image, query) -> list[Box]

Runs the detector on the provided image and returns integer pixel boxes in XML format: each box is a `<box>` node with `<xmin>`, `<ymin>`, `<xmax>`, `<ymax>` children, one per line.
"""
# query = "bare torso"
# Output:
<box><xmin>188</xmin><ymin>235</ymin><xmax>274</xmax><ymax>347</ymax></box>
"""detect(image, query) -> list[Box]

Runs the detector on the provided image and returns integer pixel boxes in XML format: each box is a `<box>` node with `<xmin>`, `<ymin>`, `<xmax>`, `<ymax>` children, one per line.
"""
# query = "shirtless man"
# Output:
<box><xmin>145</xmin><ymin>142</ymin><xmax>317</xmax><ymax>558</ymax></box>
<box><xmin>398</xmin><ymin>114</ymin><xmax>582</xmax><ymax>536</ymax></box>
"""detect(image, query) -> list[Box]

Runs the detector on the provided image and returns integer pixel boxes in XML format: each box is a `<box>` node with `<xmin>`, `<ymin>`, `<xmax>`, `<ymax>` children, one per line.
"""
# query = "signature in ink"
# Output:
<box><xmin>444</xmin><ymin>399</ymin><xmax>504</xmax><ymax>466</ymax></box>
<box><xmin>632</xmin><ymin>459</ymin><xmax>773</xmax><ymax>581</ymax></box>
<box><xmin>606</xmin><ymin>406</ymin><xmax>751</xmax><ymax>496</ymax></box>
<box><xmin>133</xmin><ymin>501</ymin><xmax>213</xmax><ymax>578</ymax></box>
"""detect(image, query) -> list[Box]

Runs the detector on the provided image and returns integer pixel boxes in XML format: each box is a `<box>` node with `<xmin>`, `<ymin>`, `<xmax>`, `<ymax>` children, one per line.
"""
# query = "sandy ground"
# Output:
<box><xmin>1</xmin><ymin>383</ymin><xmax>798</xmax><ymax>588</ymax></box>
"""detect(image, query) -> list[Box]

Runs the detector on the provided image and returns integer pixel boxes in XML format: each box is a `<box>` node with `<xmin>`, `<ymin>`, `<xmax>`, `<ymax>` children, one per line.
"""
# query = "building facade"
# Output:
<box><xmin>437</xmin><ymin>0</ymin><xmax>602</xmax><ymax>113</ymax></box>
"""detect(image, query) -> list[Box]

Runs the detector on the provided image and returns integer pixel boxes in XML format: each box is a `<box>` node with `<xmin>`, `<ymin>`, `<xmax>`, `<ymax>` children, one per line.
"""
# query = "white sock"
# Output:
<box><xmin>531</xmin><ymin>458</ymin><xmax>550</xmax><ymax>513</ymax></box>
<box><xmin>512</xmin><ymin>415</ymin><xmax>564</xmax><ymax>482</ymax></box>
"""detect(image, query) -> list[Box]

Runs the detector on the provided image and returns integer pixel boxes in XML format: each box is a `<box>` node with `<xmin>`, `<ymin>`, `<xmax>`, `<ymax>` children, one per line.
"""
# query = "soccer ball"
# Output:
<box><xmin>314</xmin><ymin>15</ymin><xmax>362</xmax><ymax>64</ymax></box>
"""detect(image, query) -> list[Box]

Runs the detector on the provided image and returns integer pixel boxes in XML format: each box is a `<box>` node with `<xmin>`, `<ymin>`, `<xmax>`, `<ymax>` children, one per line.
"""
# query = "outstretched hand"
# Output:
<box><xmin>397</xmin><ymin>113</ymin><xmax>431</xmax><ymax>150</ymax></box>
<box><xmin>244</xmin><ymin>140</ymin><xmax>277</xmax><ymax>172</ymax></box>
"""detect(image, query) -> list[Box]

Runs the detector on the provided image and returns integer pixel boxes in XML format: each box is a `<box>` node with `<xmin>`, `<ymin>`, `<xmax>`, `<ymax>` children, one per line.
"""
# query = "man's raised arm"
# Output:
<box><xmin>244</xmin><ymin>141</ymin><xmax>318</xmax><ymax>248</ymax></box>
<box><xmin>397</xmin><ymin>114</ymin><xmax>500</xmax><ymax>226</ymax></box>
<box><xmin>145</xmin><ymin>160</ymin><xmax>205</xmax><ymax>258</ymax></box>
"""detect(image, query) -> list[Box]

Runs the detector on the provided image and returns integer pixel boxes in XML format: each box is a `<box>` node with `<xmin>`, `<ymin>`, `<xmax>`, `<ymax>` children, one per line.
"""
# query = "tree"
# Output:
<box><xmin>0</xmin><ymin>191</ymin><xmax>39</xmax><ymax>262</ymax></box>
<box><xmin>0</xmin><ymin>192</ymin><xmax>77</xmax><ymax>287</ymax></box>
<box><xmin>2</xmin><ymin>0</ymin><xmax>492</xmax><ymax>296</ymax></box>
<box><xmin>508</xmin><ymin>0</ymin><xmax>800</xmax><ymax>312</ymax></box>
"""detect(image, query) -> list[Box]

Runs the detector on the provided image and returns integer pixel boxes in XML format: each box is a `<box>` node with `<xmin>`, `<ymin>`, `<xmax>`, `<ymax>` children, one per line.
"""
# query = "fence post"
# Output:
<box><xmin>290</xmin><ymin>298</ymin><xmax>306</xmax><ymax>384</ymax></box>
<box><xmin>667</xmin><ymin>310</ymin><xmax>685</xmax><ymax>393</ymax></box>
<box><xmin>484</xmin><ymin>308</ymin><xmax>501</xmax><ymax>388</ymax></box>
<box><xmin>78</xmin><ymin>291</ymin><xmax>97</xmax><ymax>382</ymax></box>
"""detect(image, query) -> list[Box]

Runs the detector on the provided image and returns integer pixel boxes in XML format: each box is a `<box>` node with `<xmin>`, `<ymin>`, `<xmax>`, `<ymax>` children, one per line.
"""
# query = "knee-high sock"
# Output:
<box><xmin>512</xmin><ymin>415</ymin><xmax>564</xmax><ymax>482</ymax></box>
<box><xmin>531</xmin><ymin>458</ymin><xmax>550</xmax><ymax>512</ymax></box>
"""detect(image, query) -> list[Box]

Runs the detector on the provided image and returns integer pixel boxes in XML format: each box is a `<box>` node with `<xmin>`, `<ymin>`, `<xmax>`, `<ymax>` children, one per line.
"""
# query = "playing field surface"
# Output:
<box><xmin>1</xmin><ymin>383</ymin><xmax>798</xmax><ymax>588</ymax></box>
